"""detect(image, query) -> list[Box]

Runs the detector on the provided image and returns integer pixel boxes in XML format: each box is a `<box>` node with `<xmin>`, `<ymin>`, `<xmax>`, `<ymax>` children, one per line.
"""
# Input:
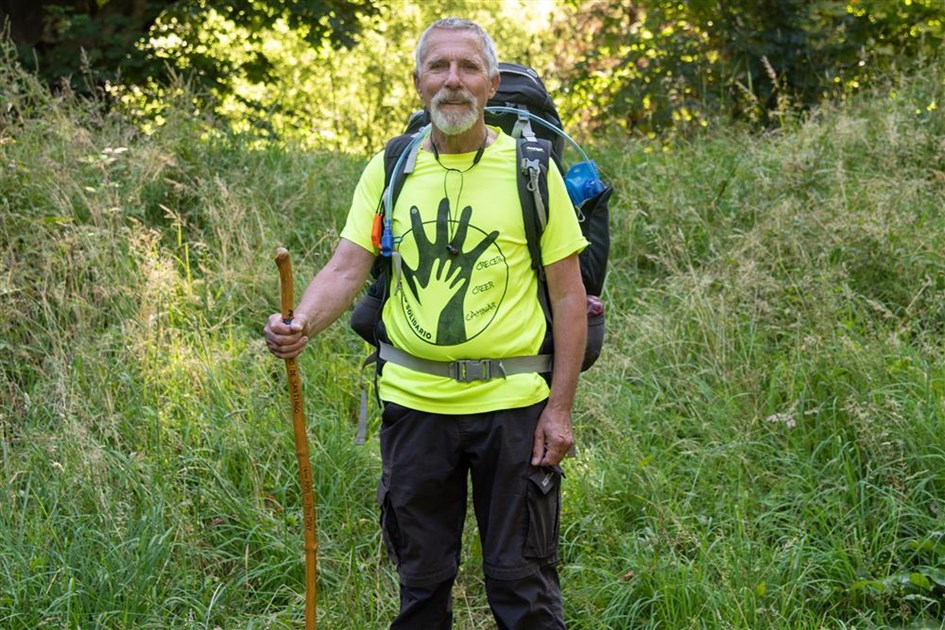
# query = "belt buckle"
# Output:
<box><xmin>451</xmin><ymin>359</ymin><xmax>491</xmax><ymax>383</ymax></box>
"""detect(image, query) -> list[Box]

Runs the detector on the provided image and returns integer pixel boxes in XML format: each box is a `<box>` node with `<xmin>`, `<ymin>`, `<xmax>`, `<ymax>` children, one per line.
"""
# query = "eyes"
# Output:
<box><xmin>425</xmin><ymin>58</ymin><xmax>485</xmax><ymax>76</ymax></box>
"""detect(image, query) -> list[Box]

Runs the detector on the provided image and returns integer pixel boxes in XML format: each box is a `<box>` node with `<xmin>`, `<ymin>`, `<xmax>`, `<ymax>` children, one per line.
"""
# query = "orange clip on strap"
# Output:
<box><xmin>371</xmin><ymin>213</ymin><xmax>383</xmax><ymax>250</ymax></box>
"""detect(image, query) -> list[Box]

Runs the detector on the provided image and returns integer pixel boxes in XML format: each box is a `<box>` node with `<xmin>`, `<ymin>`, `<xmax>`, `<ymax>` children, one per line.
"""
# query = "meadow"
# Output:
<box><xmin>2</xmin><ymin>40</ymin><xmax>945</xmax><ymax>628</ymax></box>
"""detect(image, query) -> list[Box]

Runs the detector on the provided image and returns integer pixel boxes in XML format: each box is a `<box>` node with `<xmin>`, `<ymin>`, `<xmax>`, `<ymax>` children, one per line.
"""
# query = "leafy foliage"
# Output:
<box><xmin>113</xmin><ymin>0</ymin><xmax>551</xmax><ymax>153</ymax></box>
<box><xmin>548</xmin><ymin>0</ymin><xmax>945</xmax><ymax>135</ymax></box>
<box><xmin>4</xmin><ymin>0</ymin><xmax>944</xmax><ymax>147</ymax></box>
<box><xmin>1</xmin><ymin>0</ymin><xmax>377</xmax><ymax>95</ymax></box>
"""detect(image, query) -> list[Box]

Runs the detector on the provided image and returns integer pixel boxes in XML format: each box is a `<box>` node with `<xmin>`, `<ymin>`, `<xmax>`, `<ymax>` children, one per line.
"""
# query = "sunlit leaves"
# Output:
<box><xmin>8</xmin><ymin>0</ymin><xmax>377</xmax><ymax>111</ymax></box>
<box><xmin>10</xmin><ymin>0</ymin><xmax>944</xmax><ymax>146</ymax></box>
<box><xmin>125</xmin><ymin>0</ymin><xmax>554</xmax><ymax>152</ymax></box>
<box><xmin>546</xmin><ymin>0</ymin><xmax>945</xmax><ymax>136</ymax></box>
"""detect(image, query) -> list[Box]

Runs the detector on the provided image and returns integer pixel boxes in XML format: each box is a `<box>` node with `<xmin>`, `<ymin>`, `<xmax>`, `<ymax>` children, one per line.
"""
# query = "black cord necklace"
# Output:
<box><xmin>430</xmin><ymin>131</ymin><xmax>488</xmax><ymax>170</ymax></box>
<box><xmin>431</xmin><ymin>131</ymin><xmax>489</xmax><ymax>255</ymax></box>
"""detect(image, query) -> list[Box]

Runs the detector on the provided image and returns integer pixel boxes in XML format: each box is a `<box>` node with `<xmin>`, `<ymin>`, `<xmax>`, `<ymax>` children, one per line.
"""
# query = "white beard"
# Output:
<box><xmin>430</xmin><ymin>89</ymin><xmax>480</xmax><ymax>135</ymax></box>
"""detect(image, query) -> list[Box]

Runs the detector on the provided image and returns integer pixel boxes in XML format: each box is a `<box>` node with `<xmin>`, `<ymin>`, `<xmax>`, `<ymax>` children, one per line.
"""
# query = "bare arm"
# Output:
<box><xmin>264</xmin><ymin>238</ymin><xmax>375</xmax><ymax>359</ymax></box>
<box><xmin>531</xmin><ymin>253</ymin><xmax>586</xmax><ymax>467</ymax></box>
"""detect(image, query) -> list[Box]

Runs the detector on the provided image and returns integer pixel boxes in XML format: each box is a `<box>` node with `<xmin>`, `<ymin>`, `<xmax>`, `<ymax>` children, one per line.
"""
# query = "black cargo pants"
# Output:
<box><xmin>377</xmin><ymin>400</ymin><xmax>566</xmax><ymax>630</ymax></box>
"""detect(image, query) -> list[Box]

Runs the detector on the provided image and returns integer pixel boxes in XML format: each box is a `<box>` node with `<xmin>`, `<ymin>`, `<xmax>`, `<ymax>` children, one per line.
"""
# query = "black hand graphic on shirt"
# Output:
<box><xmin>403</xmin><ymin>197</ymin><xmax>499</xmax><ymax>344</ymax></box>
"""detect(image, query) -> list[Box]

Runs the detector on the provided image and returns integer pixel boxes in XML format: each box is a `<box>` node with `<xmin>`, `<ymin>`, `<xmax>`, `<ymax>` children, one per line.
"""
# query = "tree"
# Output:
<box><xmin>1</xmin><ymin>0</ymin><xmax>549</xmax><ymax>152</ymax></box>
<box><xmin>548</xmin><ymin>0</ymin><xmax>945</xmax><ymax>135</ymax></box>
<box><xmin>0</xmin><ymin>0</ymin><xmax>377</xmax><ymax>92</ymax></box>
<box><xmin>114</xmin><ymin>0</ymin><xmax>552</xmax><ymax>152</ymax></box>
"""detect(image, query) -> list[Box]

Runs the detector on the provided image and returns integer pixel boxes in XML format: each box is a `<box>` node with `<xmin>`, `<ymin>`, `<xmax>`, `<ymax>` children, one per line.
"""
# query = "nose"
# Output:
<box><xmin>444</xmin><ymin>61</ymin><xmax>461</xmax><ymax>88</ymax></box>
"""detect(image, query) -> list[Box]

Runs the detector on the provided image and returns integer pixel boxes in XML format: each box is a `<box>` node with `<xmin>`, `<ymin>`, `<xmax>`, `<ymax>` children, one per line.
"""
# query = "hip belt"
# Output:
<box><xmin>378</xmin><ymin>341</ymin><xmax>552</xmax><ymax>383</ymax></box>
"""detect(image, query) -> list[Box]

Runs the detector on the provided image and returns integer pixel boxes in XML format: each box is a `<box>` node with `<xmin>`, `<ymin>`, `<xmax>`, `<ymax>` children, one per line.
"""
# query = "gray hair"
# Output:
<box><xmin>414</xmin><ymin>18</ymin><xmax>499</xmax><ymax>79</ymax></box>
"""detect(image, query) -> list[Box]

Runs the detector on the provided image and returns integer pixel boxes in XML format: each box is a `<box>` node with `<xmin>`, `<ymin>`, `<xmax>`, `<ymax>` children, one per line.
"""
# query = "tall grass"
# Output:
<box><xmin>2</xmin><ymin>31</ymin><xmax>945</xmax><ymax>628</ymax></box>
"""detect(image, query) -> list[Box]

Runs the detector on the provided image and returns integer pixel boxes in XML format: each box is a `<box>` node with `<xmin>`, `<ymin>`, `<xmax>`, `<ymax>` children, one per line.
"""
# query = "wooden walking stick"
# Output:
<box><xmin>275</xmin><ymin>247</ymin><xmax>317</xmax><ymax>629</ymax></box>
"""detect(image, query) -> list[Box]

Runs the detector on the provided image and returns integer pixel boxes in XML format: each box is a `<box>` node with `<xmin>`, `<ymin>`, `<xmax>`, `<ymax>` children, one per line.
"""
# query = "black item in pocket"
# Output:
<box><xmin>523</xmin><ymin>467</ymin><xmax>562</xmax><ymax>560</ymax></box>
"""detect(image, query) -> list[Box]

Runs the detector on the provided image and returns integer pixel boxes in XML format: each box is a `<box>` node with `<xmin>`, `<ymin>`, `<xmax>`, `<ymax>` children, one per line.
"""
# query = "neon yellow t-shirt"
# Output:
<box><xmin>341</xmin><ymin>128</ymin><xmax>588</xmax><ymax>414</ymax></box>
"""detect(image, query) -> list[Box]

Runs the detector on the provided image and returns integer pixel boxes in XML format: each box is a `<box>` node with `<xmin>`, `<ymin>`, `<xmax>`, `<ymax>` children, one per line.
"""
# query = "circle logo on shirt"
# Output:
<box><xmin>396</xmin><ymin>199</ymin><xmax>508</xmax><ymax>345</ymax></box>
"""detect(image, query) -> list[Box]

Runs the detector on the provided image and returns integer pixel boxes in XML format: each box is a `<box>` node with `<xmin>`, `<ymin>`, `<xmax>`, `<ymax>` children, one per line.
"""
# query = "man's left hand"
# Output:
<box><xmin>531</xmin><ymin>404</ymin><xmax>574</xmax><ymax>467</ymax></box>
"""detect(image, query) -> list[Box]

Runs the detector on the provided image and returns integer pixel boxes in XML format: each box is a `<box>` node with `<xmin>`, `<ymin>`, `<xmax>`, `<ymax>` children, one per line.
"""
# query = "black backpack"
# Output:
<box><xmin>349</xmin><ymin>62</ymin><xmax>612</xmax><ymax>440</ymax></box>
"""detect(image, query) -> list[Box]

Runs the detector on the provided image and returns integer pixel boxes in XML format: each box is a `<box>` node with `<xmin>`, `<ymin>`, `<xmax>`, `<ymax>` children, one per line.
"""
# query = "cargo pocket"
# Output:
<box><xmin>523</xmin><ymin>466</ymin><xmax>562</xmax><ymax>559</ymax></box>
<box><xmin>376</xmin><ymin>474</ymin><xmax>402</xmax><ymax>564</ymax></box>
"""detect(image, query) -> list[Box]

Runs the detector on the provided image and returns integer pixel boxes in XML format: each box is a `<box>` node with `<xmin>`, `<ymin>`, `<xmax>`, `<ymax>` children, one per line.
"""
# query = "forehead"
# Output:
<box><xmin>420</xmin><ymin>29</ymin><xmax>487</xmax><ymax>67</ymax></box>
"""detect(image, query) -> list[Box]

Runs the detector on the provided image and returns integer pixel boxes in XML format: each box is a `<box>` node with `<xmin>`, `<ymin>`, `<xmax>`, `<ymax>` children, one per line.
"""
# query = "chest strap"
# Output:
<box><xmin>378</xmin><ymin>341</ymin><xmax>552</xmax><ymax>383</ymax></box>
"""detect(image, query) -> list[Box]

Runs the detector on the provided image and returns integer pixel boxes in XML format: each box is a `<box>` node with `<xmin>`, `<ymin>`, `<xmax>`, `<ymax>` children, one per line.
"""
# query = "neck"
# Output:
<box><xmin>429</xmin><ymin>122</ymin><xmax>492</xmax><ymax>154</ymax></box>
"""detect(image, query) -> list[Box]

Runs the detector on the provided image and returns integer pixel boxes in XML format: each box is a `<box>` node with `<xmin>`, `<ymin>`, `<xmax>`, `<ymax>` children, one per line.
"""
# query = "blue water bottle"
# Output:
<box><xmin>565</xmin><ymin>160</ymin><xmax>606</xmax><ymax>208</ymax></box>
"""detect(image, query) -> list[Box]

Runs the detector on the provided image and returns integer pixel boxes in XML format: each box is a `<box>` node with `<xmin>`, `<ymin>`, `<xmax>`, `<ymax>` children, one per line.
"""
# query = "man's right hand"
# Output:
<box><xmin>261</xmin><ymin>238</ymin><xmax>376</xmax><ymax>361</ymax></box>
<box><xmin>263</xmin><ymin>312</ymin><xmax>309</xmax><ymax>360</ymax></box>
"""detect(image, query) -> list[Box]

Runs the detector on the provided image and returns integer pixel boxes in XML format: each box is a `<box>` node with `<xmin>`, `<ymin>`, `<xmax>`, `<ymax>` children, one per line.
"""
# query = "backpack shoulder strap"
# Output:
<box><xmin>516</xmin><ymin>136</ymin><xmax>556</xmax><ymax>332</ymax></box>
<box><xmin>381</xmin><ymin>133</ymin><xmax>420</xmax><ymax>212</ymax></box>
<box><xmin>384</xmin><ymin>135</ymin><xmax>412</xmax><ymax>175</ymax></box>
<box><xmin>515</xmin><ymin>136</ymin><xmax>552</xmax><ymax>281</ymax></box>
<box><xmin>377</xmin><ymin>132</ymin><xmax>424</xmax><ymax>259</ymax></box>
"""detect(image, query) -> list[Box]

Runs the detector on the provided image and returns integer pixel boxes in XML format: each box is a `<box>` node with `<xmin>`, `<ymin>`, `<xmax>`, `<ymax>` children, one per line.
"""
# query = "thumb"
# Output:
<box><xmin>287</xmin><ymin>314</ymin><xmax>308</xmax><ymax>336</ymax></box>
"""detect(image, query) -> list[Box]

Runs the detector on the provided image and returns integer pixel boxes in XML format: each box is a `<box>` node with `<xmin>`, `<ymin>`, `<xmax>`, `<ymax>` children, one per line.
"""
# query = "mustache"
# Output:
<box><xmin>431</xmin><ymin>89</ymin><xmax>477</xmax><ymax>108</ymax></box>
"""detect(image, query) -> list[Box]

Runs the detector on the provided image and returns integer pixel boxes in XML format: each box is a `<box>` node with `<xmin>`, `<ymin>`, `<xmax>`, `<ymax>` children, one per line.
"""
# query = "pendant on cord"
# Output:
<box><xmin>432</xmin><ymin>130</ymin><xmax>488</xmax><ymax>260</ymax></box>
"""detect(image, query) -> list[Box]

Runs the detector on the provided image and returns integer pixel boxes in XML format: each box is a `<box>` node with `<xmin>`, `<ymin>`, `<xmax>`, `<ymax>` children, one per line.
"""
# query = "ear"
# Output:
<box><xmin>489</xmin><ymin>73</ymin><xmax>500</xmax><ymax>98</ymax></box>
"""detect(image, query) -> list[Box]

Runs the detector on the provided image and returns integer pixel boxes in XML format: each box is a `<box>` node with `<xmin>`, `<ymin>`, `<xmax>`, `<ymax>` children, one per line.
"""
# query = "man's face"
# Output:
<box><xmin>414</xmin><ymin>29</ymin><xmax>499</xmax><ymax>136</ymax></box>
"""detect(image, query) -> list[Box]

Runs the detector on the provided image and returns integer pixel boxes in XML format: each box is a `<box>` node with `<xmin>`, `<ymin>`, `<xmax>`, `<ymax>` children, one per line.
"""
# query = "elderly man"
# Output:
<box><xmin>264</xmin><ymin>17</ymin><xmax>587</xmax><ymax>629</ymax></box>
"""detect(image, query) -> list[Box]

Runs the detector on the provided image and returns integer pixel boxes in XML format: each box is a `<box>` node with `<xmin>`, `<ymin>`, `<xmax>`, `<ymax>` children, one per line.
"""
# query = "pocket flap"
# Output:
<box><xmin>528</xmin><ymin>467</ymin><xmax>560</xmax><ymax>496</ymax></box>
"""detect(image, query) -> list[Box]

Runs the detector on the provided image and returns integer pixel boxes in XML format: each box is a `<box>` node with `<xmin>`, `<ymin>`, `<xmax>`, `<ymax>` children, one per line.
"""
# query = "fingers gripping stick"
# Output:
<box><xmin>274</xmin><ymin>247</ymin><xmax>318</xmax><ymax>629</ymax></box>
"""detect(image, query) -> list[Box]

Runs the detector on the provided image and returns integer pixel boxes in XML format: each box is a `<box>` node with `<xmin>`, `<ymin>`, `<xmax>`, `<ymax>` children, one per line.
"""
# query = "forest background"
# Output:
<box><xmin>6</xmin><ymin>0</ymin><xmax>945</xmax><ymax>147</ymax></box>
<box><xmin>2</xmin><ymin>0</ymin><xmax>945</xmax><ymax>628</ymax></box>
